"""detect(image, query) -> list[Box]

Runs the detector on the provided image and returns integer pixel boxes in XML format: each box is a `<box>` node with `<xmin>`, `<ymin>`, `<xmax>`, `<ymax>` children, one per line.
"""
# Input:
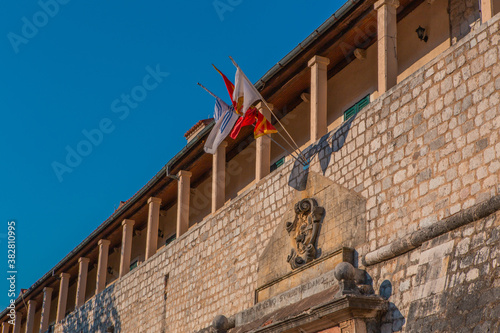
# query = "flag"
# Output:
<box><xmin>229</xmin><ymin>107</ymin><xmax>277</xmax><ymax>139</ymax></box>
<box><xmin>204</xmin><ymin>97</ymin><xmax>238</xmax><ymax>154</ymax></box>
<box><xmin>233</xmin><ymin>66</ymin><xmax>261</xmax><ymax>115</ymax></box>
<box><xmin>230</xmin><ymin>107</ymin><xmax>258</xmax><ymax>139</ymax></box>
<box><xmin>213</xmin><ymin>65</ymin><xmax>235</xmax><ymax>106</ymax></box>
<box><xmin>254</xmin><ymin>111</ymin><xmax>277</xmax><ymax>138</ymax></box>
<box><xmin>212</xmin><ymin>60</ymin><xmax>276</xmax><ymax>139</ymax></box>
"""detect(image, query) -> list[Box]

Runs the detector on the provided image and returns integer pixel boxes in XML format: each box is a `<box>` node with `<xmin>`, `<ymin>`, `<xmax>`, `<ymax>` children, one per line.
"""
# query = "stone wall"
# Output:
<box><xmin>57</xmin><ymin>165</ymin><xmax>300</xmax><ymax>333</ymax></box>
<box><xmin>57</xmin><ymin>13</ymin><xmax>500</xmax><ymax>333</ymax></box>
<box><xmin>256</xmin><ymin>172</ymin><xmax>365</xmax><ymax>301</ymax></box>
<box><xmin>371</xmin><ymin>209</ymin><xmax>500</xmax><ymax>333</ymax></box>
<box><xmin>319</xmin><ymin>15</ymin><xmax>500</xmax><ymax>258</ymax></box>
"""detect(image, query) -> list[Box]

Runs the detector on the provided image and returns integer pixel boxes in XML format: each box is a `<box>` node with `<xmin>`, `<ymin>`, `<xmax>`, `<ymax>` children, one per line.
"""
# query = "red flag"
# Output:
<box><xmin>213</xmin><ymin>64</ymin><xmax>276</xmax><ymax>139</ymax></box>
<box><xmin>213</xmin><ymin>64</ymin><xmax>235</xmax><ymax>107</ymax></box>
<box><xmin>254</xmin><ymin>111</ymin><xmax>277</xmax><ymax>138</ymax></box>
<box><xmin>229</xmin><ymin>107</ymin><xmax>277</xmax><ymax>139</ymax></box>
<box><xmin>230</xmin><ymin>107</ymin><xmax>257</xmax><ymax>139</ymax></box>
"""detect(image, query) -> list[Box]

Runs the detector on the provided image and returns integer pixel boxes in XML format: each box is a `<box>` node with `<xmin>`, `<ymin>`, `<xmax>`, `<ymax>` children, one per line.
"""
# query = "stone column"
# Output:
<box><xmin>308</xmin><ymin>55</ymin><xmax>330</xmax><ymax>142</ymax></box>
<box><xmin>13</xmin><ymin>312</ymin><xmax>22</xmax><ymax>333</ymax></box>
<box><xmin>56</xmin><ymin>273</ymin><xmax>70</xmax><ymax>323</ymax></box>
<box><xmin>255</xmin><ymin>102</ymin><xmax>272</xmax><ymax>182</ymax></box>
<box><xmin>95</xmin><ymin>239</ymin><xmax>110</xmax><ymax>295</ymax></box>
<box><xmin>39</xmin><ymin>287</ymin><xmax>53</xmax><ymax>333</ymax></box>
<box><xmin>145</xmin><ymin>198</ymin><xmax>161</xmax><ymax>260</ymax></box>
<box><xmin>75</xmin><ymin>257</ymin><xmax>89</xmax><ymax>308</ymax></box>
<box><xmin>212</xmin><ymin>142</ymin><xmax>227</xmax><ymax>213</ymax></box>
<box><xmin>119</xmin><ymin>219</ymin><xmax>135</xmax><ymax>277</ymax></box>
<box><xmin>24</xmin><ymin>300</ymin><xmax>36</xmax><ymax>333</ymax></box>
<box><xmin>176</xmin><ymin>170</ymin><xmax>192</xmax><ymax>237</ymax></box>
<box><xmin>375</xmin><ymin>0</ymin><xmax>399</xmax><ymax>94</ymax></box>
<box><xmin>481</xmin><ymin>0</ymin><xmax>495</xmax><ymax>22</ymax></box>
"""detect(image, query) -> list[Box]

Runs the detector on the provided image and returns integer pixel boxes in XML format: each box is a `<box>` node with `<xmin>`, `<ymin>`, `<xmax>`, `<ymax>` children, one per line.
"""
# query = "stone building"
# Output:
<box><xmin>2</xmin><ymin>0</ymin><xmax>500</xmax><ymax>331</ymax></box>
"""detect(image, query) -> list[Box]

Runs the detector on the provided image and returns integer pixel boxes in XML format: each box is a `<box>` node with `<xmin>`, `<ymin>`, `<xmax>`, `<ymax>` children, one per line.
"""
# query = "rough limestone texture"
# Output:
<box><xmin>57</xmin><ymin>12</ymin><xmax>500</xmax><ymax>333</ymax></box>
<box><xmin>372</xmin><ymin>210</ymin><xmax>500</xmax><ymax>333</ymax></box>
<box><xmin>256</xmin><ymin>172</ymin><xmax>364</xmax><ymax>301</ymax></box>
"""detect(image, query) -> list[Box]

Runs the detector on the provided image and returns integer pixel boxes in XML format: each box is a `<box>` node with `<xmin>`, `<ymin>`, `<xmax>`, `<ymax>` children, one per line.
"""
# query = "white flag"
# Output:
<box><xmin>233</xmin><ymin>66</ymin><xmax>261</xmax><ymax>115</ymax></box>
<box><xmin>204</xmin><ymin>97</ymin><xmax>238</xmax><ymax>154</ymax></box>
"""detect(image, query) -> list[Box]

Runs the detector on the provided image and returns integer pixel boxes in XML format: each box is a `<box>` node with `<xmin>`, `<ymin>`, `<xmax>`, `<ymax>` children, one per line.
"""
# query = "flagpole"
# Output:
<box><xmin>199</xmin><ymin>82</ymin><xmax>306</xmax><ymax>166</ymax></box>
<box><xmin>197</xmin><ymin>82</ymin><xmax>218</xmax><ymax>99</ymax></box>
<box><xmin>198</xmin><ymin>81</ymin><xmax>306</xmax><ymax>166</ymax></box>
<box><xmin>259</xmin><ymin>99</ymin><xmax>309</xmax><ymax>166</ymax></box>
<box><xmin>252</xmin><ymin>124</ymin><xmax>307</xmax><ymax>167</ymax></box>
<box><xmin>229</xmin><ymin>56</ymin><xmax>309</xmax><ymax>165</ymax></box>
<box><xmin>260</xmin><ymin>98</ymin><xmax>309</xmax><ymax>165</ymax></box>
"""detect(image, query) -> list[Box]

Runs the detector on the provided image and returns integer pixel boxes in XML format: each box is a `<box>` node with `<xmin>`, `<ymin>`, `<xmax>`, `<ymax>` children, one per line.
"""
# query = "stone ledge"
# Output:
<box><xmin>240</xmin><ymin>268</ymin><xmax>339</xmax><ymax>327</ymax></box>
<box><xmin>363</xmin><ymin>194</ymin><xmax>500</xmax><ymax>266</ymax></box>
<box><xmin>255</xmin><ymin>247</ymin><xmax>354</xmax><ymax>303</ymax></box>
<box><xmin>243</xmin><ymin>294</ymin><xmax>387</xmax><ymax>333</ymax></box>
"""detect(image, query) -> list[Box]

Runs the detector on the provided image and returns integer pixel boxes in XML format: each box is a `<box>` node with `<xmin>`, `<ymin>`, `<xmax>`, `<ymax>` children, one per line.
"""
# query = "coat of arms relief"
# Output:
<box><xmin>286</xmin><ymin>198</ymin><xmax>325</xmax><ymax>269</ymax></box>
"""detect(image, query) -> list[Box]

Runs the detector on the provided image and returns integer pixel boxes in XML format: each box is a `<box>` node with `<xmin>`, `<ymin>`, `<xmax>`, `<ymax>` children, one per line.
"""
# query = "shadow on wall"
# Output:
<box><xmin>379</xmin><ymin>280</ymin><xmax>406</xmax><ymax>332</ymax></box>
<box><xmin>288</xmin><ymin>113</ymin><xmax>357</xmax><ymax>190</ymax></box>
<box><xmin>450</xmin><ymin>0</ymin><xmax>481</xmax><ymax>43</ymax></box>
<box><xmin>60</xmin><ymin>284</ymin><xmax>121</xmax><ymax>333</ymax></box>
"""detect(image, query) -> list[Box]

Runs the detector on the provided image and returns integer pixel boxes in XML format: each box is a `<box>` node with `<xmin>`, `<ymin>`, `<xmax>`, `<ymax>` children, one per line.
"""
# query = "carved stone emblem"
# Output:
<box><xmin>286</xmin><ymin>198</ymin><xmax>325</xmax><ymax>269</ymax></box>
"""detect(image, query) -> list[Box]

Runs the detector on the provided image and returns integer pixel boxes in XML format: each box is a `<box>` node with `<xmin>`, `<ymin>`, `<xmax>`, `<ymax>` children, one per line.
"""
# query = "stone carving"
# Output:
<box><xmin>334</xmin><ymin>261</ymin><xmax>375</xmax><ymax>297</ymax></box>
<box><xmin>286</xmin><ymin>198</ymin><xmax>324</xmax><ymax>269</ymax></box>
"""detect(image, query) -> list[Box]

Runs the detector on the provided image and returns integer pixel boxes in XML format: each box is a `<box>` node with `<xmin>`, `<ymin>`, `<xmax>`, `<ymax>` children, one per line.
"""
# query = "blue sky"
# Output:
<box><xmin>0</xmin><ymin>0</ymin><xmax>341</xmax><ymax>309</ymax></box>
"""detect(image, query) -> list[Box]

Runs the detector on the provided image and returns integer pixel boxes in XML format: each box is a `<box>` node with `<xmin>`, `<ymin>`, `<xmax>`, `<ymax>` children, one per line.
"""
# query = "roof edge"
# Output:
<box><xmin>255</xmin><ymin>0</ymin><xmax>360</xmax><ymax>91</ymax></box>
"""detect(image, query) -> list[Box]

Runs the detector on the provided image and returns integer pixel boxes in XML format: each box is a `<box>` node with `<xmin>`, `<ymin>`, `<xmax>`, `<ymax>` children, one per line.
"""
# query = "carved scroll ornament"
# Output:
<box><xmin>286</xmin><ymin>198</ymin><xmax>325</xmax><ymax>269</ymax></box>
